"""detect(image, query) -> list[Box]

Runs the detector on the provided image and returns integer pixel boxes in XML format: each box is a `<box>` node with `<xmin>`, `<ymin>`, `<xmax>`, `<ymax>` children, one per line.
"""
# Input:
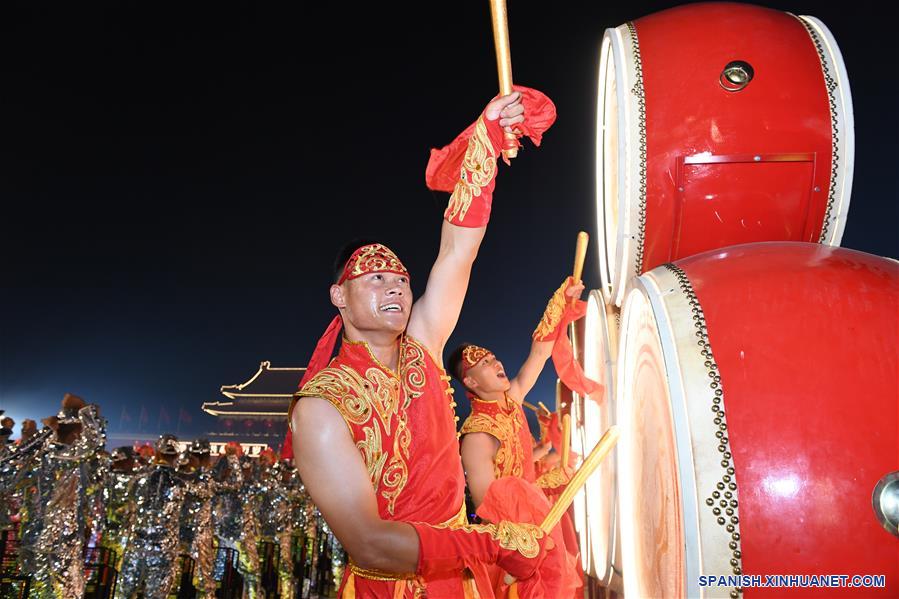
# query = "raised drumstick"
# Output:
<box><xmin>571</xmin><ymin>231</ymin><xmax>589</xmax><ymax>306</ymax></box>
<box><xmin>489</xmin><ymin>0</ymin><xmax>518</xmax><ymax>160</ymax></box>
<box><xmin>561</xmin><ymin>413</ymin><xmax>571</xmax><ymax>472</ymax></box>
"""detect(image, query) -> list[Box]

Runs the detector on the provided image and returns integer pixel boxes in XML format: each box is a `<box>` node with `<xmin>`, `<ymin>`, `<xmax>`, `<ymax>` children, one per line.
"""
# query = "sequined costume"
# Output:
<box><xmin>236</xmin><ymin>455</ymin><xmax>262</xmax><ymax>599</ymax></box>
<box><xmin>187</xmin><ymin>451</ymin><xmax>240</xmax><ymax>598</ymax></box>
<box><xmin>0</xmin><ymin>427</ymin><xmax>52</xmax><ymax>536</ymax></box>
<box><xmin>212</xmin><ymin>451</ymin><xmax>244</xmax><ymax>582</ymax></box>
<box><xmin>100</xmin><ymin>460</ymin><xmax>139</xmax><ymax>572</ymax></box>
<box><xmin>257</xmin><ymin>461</ymin><xmax>303</xmax><ymax>599</ymax></box>
<box><xmin>115</xmin><ymin>437</ymin><xmax>188</xmax><ymax>599</ymax></box>
<box><xmin>28</xmin><ymin>404</ymin><xmax>106</xmax><ymax>599</ymax></box>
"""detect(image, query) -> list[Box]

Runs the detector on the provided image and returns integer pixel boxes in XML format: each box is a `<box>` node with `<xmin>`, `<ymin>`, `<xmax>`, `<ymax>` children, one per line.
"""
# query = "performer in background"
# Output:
<box><xmin>448</xmin><ymin>278</ymin><xmax>584</xmax><ymax>598</ymax></box>
<box><xmin>99</xmin><ymin>446</ymin><xmax>140</xmax><ymax>573</ymax></box>
<box><xmin>183</xmin><ymin>438</ymin><xmax>238</xmax><ymax>599</ymax></box>
<box><xmin>450</xmin><ymin>278</ymin><xmax>583</xmax><ymax>505</ymax></box>
<box><xmin>28</xmin><ymin>394</ymin><xmax>106</xmax><ymax>599</ymax></box>
<box><xmin>288</xmin><ymin>87</ymin><xmax>558</xmax><ymax>597</ymax></box>
<box><xmin>115</xmin><ymin>433</ymin><xmax>188</xmax><ymax>599</ymax></box>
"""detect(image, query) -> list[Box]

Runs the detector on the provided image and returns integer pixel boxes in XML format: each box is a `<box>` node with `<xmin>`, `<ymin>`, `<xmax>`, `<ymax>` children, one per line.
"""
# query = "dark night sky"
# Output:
<box><xmin>1</xmin><ymin>2</ymin><xmax>896</xmax><ymax>441</ymax></box>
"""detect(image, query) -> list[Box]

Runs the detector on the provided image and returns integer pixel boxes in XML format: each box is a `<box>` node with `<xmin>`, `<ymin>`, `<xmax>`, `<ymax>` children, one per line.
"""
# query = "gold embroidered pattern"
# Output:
<box><xmin>349</xmin><ymin>562</ymin><xmax>420</xmax><ymax>582</ymax></box>
<box><xmin>298</xmin><ymin>366</ymin><xmax>391</xmax><ymax>491</ymax></box>
<box><xmin>461</xmin><ymin>344</ymin><xmax>491</xmax><ymax>374</ymax></box>
<box><xmin>345</xmin><ymin>243</ymin><xmax>409</xmax><ymax>281</ymax></box>
<box><xmin>460</xmin><ymin>410</ymin><xmax>524</xmax><ymax>478</ymax></box>
<box><xmin>445</xmin><ymin>117</ymin><xmax>497</xmax><ymax>223</ymax></box>
<box><xmin>297</xmin><ymin>338</ymin><xmax>428</xmax><ymax>515</ymax></box>
<box><xmin>357</xmin><ymin>425</ymin><xmax>388</xmax><ymax>488</ymax></box>
<box><xmin>536</xmin><ymin>465</ymin><xmax>570</xmax><ymax>490</ymax></box>
<box><xmin>533</xmin><ymin>280</ymin><xmax>568</xmax><ymax>340</ymax></box>
<box><xmin>433</xmin><ymin>521</ymin><xmax>544</xmax><ymax>559</ymax></box>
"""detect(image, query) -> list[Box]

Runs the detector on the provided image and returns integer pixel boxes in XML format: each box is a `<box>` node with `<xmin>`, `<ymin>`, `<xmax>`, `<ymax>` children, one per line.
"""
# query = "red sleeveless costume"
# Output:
<box><xmin>460</xmin><ymin>395</ymin><xmax>582</xmax><ymax>599</ymax></box>
<box><xmin>460</xmin><ymin>395</ymin><xmax>536</xmax><ymax>483</ymax></box>
<box><xmin>297</xmin><ymin>335</ymin><xmax>484</xmax><ymax>597</ymax></box>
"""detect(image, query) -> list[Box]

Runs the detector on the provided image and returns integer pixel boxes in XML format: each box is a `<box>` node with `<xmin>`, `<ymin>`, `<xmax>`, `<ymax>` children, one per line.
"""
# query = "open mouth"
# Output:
<box><xmin>380</xmin><ymin>303</ymin><xmax>403</xmax><ymax>313</ymax></box>
<box><xmin>498</xmin><ymin>371</ymin><xmax>507</xmax><ymax>379</ymax></box>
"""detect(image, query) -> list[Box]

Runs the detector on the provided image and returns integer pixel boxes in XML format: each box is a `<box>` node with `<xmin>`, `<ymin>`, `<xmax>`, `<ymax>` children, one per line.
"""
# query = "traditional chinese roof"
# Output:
<box><xmin>202</xmin><ymin>361</ymin><xmax>304</xmax><ymax>418</ymax></box>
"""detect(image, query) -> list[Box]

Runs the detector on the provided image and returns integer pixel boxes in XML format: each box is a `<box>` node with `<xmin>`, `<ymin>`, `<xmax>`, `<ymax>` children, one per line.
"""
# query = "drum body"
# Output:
<box><xmin>596</xmin><ymin>2</ymin><xmax>855</xmax><ymax>306</ymax></box>
<box><xmin>617</xmin><ymin>242</ymin><xmax>898</xmax><ymax>598</ymax></box>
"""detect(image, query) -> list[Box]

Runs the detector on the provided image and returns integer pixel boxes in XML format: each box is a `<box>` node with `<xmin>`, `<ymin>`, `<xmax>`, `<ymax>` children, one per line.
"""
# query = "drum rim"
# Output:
<box><xmin>621</xmin><ymin>262</ymin><xmax>756</xmax><ymax>598</ymax></box>
<box><xmin>596</xmin><ymin>24</ymin><xmax>641</xmax><ymax>308</ymax></box>
<box><xmin>618</xmin><ymin>275</ymin><xmax>702</xmax><ymax>598</ymax></box>
<box><xmin>583</xmin><ymin>290</ymin><xmax>622</xmax><ymax>585</ymax></box>
<box><xmin>795</xmin><ymin>14</ymin><xmax>855</xmax><ymax>247</ymax></box>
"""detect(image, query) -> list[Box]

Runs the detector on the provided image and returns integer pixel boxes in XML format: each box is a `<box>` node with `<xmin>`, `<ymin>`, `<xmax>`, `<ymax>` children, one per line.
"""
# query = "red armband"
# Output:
<box><xmin>411</xmin><ymin>519</ymin><xmax>547</xmax><ymax>583</ymax></box>
<box><xmin>533</xmin><ymin>278</ymin><xmax>604</xmax><ymax>397</ymax></box>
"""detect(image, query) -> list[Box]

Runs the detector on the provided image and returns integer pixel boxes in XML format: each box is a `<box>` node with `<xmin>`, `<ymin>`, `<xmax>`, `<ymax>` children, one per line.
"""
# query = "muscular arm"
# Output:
<box><xmin>408</xmin><ymin>222</ymin><xmax>485</xmax><ymax>356</ymax></box>
<box><xmin>408</xmin><ymin>94</ymin><xmax>524</xmax><ymax>357</ymax></box>
<box><xmin>460</xmin><ymin>432</ymin><xmax>500</xmax><ymax>508</ymax></box>
<box><xmin>507</xmin><ymin>340</ymin><xmax>553</xmax><ymax>403</ymax></box>
<box><xmin>291</xmin><ymin>397</ymin><xmax>419</xmax><ymax>573</ymax></box>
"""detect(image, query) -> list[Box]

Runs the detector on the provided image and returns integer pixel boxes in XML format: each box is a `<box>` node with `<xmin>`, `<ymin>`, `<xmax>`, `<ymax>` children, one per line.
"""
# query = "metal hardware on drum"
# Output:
<box><xmin>872</xmin><ymin>471</ymin><xmax>899</xmax><ymax>538</ymax></box>
<box><xmin>719</xmin><ymin>60</ymin><xmax>754</xmax><ymax>92</ymax></box>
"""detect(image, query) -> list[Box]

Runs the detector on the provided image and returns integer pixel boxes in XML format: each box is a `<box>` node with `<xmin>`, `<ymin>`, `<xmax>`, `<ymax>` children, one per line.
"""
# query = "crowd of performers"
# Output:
<box><xmin>0</xmin><ymin>397</ymin><xmax>345</xmax><ymax>599</ymax></box>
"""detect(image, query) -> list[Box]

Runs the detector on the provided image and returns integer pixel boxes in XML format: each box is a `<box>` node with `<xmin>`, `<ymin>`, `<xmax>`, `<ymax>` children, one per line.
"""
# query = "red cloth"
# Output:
<box><xmin>281</xmin><ymin>314</ymin><xmax>343</xmax><ymax>460</ymax></box>
<box><xmin>425</xmin><ymin>86</ymin><xmax>557</xmax><ymax>191</ymax></box>
<box><xmin>425</xmin><ymin>86</ymin><xmax>557</xmax><ymax>228</ymax></box>
<box><xmin>551</xmin><ymin>308</ymin><xmax>603</xmax><ymax>398</ymax></box>
<box><xmin>532</xmin><ymin>277</ymin><xmax>602</xmax><ymax>398</ymax></box>
<box><xmin>477</xmin><ymin>478</ymin><xmax>582</xmax><ymax>599</ymax></box>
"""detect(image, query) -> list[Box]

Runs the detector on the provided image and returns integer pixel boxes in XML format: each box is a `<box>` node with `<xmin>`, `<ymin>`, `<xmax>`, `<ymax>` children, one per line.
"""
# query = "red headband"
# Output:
<box><xmin>338</xmin><ymin>243</ymin><xmax>409</xmax><ymax>285</ymax></box>
<box><xmin>461</xmin><ymin>344</ymin><xmax>492</xmax><ymax>377</ymax></box>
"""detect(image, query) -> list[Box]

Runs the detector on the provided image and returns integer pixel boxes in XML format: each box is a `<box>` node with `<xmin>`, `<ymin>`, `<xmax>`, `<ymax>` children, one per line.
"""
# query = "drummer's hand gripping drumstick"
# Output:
<box><xmin>571</xmin><ymin>231</ymin><xmax>589</xmax><ymax>306</ymax></box>
<box><xmin>489</xmin><ymin>0</ymin><xmax>519</xmax><ymax>160</ymax></box>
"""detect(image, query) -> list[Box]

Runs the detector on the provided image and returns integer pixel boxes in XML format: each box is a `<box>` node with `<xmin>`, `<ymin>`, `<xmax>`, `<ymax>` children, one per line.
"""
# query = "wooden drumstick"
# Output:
<box><xmin>571</xmin><ymin>231</ymin><xmax>589</xmax><ymax>306</ymax></box>
<box><xmin>489</xmin><ymin>0</ymin><xmax>518</xmax><ymax>160</ymax></box>
<box><xmin>537</xmin><ymin>401</ymin><xmax>551</xmax><ymax>417</ymax></box>
<box><xmin>504</xmin><ymin>425</ymin><xmax>620</xmax><ymax>584</ymax></box>
<box><xmin>522</xmin><ymin>401</ymin><xmax>539</xmax><ymax>413</ymax></box>
<box><xmin>561</xmin><ymin>413</ymin><xmax>571</xmax><ymax>472</ymax></box>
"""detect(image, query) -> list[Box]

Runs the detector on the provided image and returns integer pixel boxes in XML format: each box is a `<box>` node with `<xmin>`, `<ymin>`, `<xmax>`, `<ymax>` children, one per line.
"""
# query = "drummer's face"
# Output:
<box><xmin>333</xmin><ymin>272</ymin><xmax>412</xmax><ymax>335</ymax></box>
<box><xmin>465</xmin><ymin>353</ymin><xmax>511</xmax><ymax>393</ymax></box>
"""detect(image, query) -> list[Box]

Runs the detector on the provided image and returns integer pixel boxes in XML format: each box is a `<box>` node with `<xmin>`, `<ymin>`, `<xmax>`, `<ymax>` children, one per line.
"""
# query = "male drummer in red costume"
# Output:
<box><xmin>451</xmin><ymin>279</ymin><xmax>583</xmax><ymax>506</ymax></box>
<box><xmin>448</xmin><ymin>278</ymin><xmax>586</xmax><ymax>598</ymax></box>
<box><xmin>288</xmin><ymin>87</ymin><xmax>558</xmax><ymax>598</ymax></box>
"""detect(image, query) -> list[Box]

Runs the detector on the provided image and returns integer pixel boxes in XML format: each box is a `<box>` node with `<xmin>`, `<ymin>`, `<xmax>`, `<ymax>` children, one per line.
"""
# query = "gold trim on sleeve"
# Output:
<box><xmin>445</xmin><ymin>117</ymin><xmax>498</xmax><ymax>223</ymax></box>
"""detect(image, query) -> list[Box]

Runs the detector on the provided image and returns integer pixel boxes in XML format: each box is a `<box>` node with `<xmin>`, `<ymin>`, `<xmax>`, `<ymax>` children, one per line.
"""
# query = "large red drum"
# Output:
<box><xmin>616</xmin><ymin>242</ymin><xmax>898</xmax><ymax>597</ymax></box>
<box><xmin>596</xmin><ymin>3</ymin><xmax>855</xmax><ymax>306</ymax></box>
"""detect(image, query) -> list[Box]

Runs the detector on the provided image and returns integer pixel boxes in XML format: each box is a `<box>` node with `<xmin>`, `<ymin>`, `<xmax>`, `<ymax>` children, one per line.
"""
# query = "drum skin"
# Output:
<box><xmin>619</xmin><ymin>242</ymin><xmax>897</xmax><ymax>597</ymax></box>
<box><xmin>598</xmin><ymin>3</ymin><xmax>854</xmax><ymax>305</ymax></box>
